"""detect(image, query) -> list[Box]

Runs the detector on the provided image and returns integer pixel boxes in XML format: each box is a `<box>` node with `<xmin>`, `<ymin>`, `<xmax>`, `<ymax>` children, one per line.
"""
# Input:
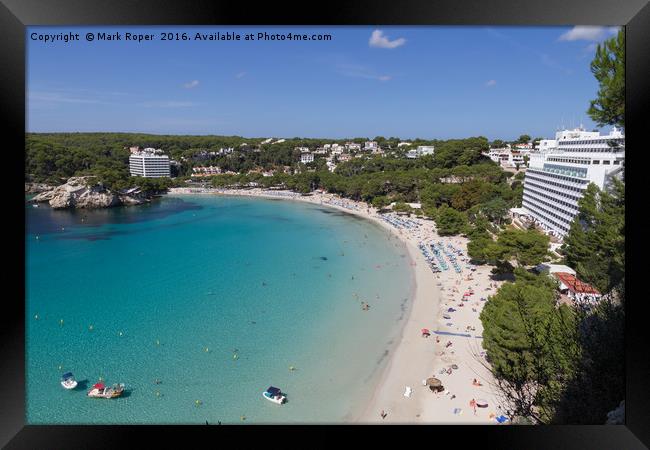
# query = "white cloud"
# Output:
<box><xmin>335</xmin><ymin>63</ymin><xmax>392</xmax><ymax>81</ymax></box>
<box><xmin>235</xmin><ymin>72</ymin><xmax>247</xmax><ymax>79</ymax></box>
<box><xmin>369</xmin><ymin>30</ymin><xmax>406</xmax><ymax>49</ymax></box>
<box><xmin>485</xmin><ymin>79</ymin><xmax>497</xmax><ymax>87</ymax></box>
<box><xmin>558</xmin><ymin>26</ymin><xmax>619</xmax><ymax>42</ymax></box>
<box><xmin>182</xmin><ymin>80</ymin><xmax>200</xmax><ymax>89</ymax></box>
<box><xmin>28</xmin><ymin>91</ymin><xmax>108</xmax><ymax>104</ymax></box>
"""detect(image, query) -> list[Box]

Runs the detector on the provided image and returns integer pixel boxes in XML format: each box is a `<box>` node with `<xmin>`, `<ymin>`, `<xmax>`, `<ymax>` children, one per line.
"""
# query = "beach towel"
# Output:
<box><xmin>404</xmin><ymin>386</ymin><xmax>413</xmax><ymax>398</ymax></box>
<box><xmin>496</xmin><ymin>415</ymin><xmax>509</xmax><ymax>423</ymax></box>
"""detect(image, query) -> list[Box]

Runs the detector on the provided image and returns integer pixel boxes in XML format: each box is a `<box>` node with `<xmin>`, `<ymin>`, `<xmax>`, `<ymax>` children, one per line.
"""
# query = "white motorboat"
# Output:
<box><xmin>262</xmin><ymin>386</ymin><xmax>286</xmax><ymax>405</ymax></box>
<box><xmin>60</xmin><ymin>372</ymin><xmax>78</xmax><ymax>390</ymax></box>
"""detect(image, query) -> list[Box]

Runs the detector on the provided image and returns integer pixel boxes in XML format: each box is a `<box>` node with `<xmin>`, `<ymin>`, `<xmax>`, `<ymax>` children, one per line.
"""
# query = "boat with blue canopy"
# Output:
<box><xmin>60</xmin><ymin>372</ymin><xmax>78</xmax><ymax>390</ymax></box>
<box><xmin>262</xmin><ymin>386</ymin><xmax>287</xmax><ymax>405</ymax></box>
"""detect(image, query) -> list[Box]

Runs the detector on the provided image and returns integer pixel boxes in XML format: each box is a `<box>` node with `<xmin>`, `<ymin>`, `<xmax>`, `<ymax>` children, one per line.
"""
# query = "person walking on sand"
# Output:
<box><xmin>469</xmin><ymin>399</ymin><xmax>477</xmax><ymax>415</ymax></box>
<box><xmin>380</xmin><ymin>410</ymin><xmax>388</xmax><ymax>419</ymax></box>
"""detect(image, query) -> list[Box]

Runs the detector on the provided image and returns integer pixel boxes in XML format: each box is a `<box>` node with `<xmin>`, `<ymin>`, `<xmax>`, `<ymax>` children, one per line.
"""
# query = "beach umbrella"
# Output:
<box><xmin>425</xmin><ymin>377</ymin><xmax>442</xmax><ymax>387</ymax></box>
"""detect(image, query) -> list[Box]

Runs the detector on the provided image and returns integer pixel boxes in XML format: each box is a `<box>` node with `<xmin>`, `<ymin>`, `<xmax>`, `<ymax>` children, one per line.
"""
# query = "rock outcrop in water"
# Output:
<box><xmin>30</xmin><ymin>176</ymin><xmax>149</xmax><ymax>210</ymax></box>
<box><xmin>25</xmin><ymin>182</ymin><xmax>56</xmax><ymax>194</ymax></box>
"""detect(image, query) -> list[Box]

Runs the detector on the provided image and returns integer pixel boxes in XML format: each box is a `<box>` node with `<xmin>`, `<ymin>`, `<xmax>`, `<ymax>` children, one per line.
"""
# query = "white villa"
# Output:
<box><xmin>364</xmin><ymin>141</ymin><xmax>378</xmax><ymax>151</ymax></box>
<box><xmin>300</xmin><ymin>153</ymin><xmax>314</xmax><ymax>164</ymax></box>
<box><xmin>406</xmin><ymin>145</ymin><xmax>435</xmax><ymax>159</ymax></box>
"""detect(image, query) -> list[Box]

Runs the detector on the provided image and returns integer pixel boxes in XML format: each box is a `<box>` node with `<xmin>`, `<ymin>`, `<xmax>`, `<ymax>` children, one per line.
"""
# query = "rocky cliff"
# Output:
<box><xmin>25</xmin><ymin>182</ymin><xmax>56</xmax><ymax>194</ymax></box>
<box><xmin>30</xmin><ymin>176</ymin><xmax>148</xmax><ymax>209</ymax></box>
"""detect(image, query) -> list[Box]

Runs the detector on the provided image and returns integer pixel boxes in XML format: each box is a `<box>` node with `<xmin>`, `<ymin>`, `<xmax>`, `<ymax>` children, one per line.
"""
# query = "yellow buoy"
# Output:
<box><xmin>195</xmin><ymin>400</ymin><xmax>202</xmax><ymax>406</ymax></box>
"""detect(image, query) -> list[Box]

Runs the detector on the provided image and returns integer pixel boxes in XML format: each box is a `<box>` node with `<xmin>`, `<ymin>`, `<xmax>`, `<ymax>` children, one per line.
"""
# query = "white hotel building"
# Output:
<box><xmin>522</xmin><ymin>127</ymin><xmax>624</xmax><ymax>237</ymax></box>
<box><xmin>129</xmin><ymin>148</ymin><xmax>171</xmax><ymax>178</ymax></box>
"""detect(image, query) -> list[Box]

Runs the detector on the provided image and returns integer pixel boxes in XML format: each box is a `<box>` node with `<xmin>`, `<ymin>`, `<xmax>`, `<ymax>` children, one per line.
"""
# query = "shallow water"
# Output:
<box><xmin>26</xmin><ymin>195</ymin><xmax>414</xmax><ymax>424</ymax></box>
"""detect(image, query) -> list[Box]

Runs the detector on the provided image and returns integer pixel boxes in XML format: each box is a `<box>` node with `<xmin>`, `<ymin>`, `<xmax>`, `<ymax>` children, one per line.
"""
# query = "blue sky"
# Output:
<box><xmin>27</xmin><ymin>26</ymin><xmax>620</xmax><ymax>141</ymax></box>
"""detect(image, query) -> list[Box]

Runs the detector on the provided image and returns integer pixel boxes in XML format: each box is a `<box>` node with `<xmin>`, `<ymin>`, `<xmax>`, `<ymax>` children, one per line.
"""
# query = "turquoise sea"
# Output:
<box><xmin>25</xmin><ymin>194</ymin><xmax>414</xmax><ymax>424</ymax></box>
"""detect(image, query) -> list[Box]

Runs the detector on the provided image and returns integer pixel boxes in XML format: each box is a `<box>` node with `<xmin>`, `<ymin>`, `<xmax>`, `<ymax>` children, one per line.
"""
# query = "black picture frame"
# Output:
<box><xmin>2</xmin><ymin>0</ymin><xmax>648</xmax><ymax>448</ymax></box>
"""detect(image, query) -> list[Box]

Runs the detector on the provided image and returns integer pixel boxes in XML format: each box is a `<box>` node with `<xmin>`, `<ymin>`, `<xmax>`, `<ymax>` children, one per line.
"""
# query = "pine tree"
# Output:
<box><xmin>587</xmin><ymin>30</ymin><xmax>624</xmax><ymax>128</ymax></box>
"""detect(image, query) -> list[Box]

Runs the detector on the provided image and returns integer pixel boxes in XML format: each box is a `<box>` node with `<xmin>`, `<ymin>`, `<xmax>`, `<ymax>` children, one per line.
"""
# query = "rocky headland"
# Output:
<box><xmin>28</xmin><ymin>176</ymin><xmax>150</xmax><ymax>209</ymax></box>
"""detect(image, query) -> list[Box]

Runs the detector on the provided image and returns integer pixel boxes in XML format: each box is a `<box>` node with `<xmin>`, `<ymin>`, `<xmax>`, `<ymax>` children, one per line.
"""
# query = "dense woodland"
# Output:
<box><xmin>25</xmin><ymin>132</ymin><xmax>524</xmax><ymax>235</ymax></box>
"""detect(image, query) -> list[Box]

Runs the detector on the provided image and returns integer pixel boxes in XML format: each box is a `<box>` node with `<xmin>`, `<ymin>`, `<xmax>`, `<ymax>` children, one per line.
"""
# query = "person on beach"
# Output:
<box><xmin>470</xmin><ymin>399</ymin><xmax>477</xmax><ymax>415</ymax></box>
<box><xmin>380</xmin><ymin>410</ymin><xmax>388</xmax><ymax>419</ymax></box>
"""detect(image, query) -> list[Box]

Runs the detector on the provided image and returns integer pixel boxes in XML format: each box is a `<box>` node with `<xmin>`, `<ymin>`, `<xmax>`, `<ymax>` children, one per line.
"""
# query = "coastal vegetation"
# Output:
<box><xmin>478</xmin><ymin>28</ymin><xmax>625</xmax><ymax>424</ymax></box>
<box><xmin>587</xmin><ymin>29</ymin><xmax>624</xmax><ymax>128</ymax></box>
<box><xmin>561</xmin><ymin>179</ymin><xmax>625</xmax><ymax>294</ymax></box>
<box><xmin>26</xmin><ymin>132</ymin><xmax>523</xmax><ymax>228</ymax></box>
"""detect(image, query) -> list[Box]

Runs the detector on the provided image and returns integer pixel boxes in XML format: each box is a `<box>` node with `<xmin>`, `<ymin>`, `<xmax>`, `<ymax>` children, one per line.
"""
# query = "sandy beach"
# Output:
<box><xmin>168</xmin><ymin>187</ymin><xmax>507</xmax><ymax>424</ymax></box>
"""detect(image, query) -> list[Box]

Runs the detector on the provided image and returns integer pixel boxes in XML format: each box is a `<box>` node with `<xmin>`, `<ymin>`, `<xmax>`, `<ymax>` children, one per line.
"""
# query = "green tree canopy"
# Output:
<box><xmin>480</xmin><ymin>274</ymin><xmax>579</xmax><ymax>422</ymax></box>
<box><xmin>496</xmin><ymin>228</ymin><xmax>550</xmax><ymax>267</ymax></box>
<box><xmin>561</xmin><ymin>180</ymin><xmax>624</xmax><ymax>293</ymax></box>
<box><xmin>435</xmin><ymin>204</ymin><xmax>468</xmax><ymax>236</ymax></box>
<box><xmin>587</xmin><ymin>29</ymin><xmax>624</xmax><ymax>128</ymax></box>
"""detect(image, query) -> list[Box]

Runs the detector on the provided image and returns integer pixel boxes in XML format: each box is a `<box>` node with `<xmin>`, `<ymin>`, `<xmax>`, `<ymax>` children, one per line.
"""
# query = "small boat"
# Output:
<box><xmin>262</xmin><ymin>386</ymin><xmax>286</xmax><ymax>405</ymax></box>
<box><xmin>87</xmin><ymin>382</ymin><xmax>125</xmax><ymax>399</ymax></box>
<box><xmin>60</xmin><ymin>372</ymin><xmax>78</xmax><ymax>390</ymax></box>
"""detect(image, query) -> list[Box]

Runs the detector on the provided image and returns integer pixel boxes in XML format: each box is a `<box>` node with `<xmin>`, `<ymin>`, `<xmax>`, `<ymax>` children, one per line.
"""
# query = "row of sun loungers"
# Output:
<box><xmin>380</xmin><ymin>214</ymin><xmax>421</xmax><ymax>231</ymax></box>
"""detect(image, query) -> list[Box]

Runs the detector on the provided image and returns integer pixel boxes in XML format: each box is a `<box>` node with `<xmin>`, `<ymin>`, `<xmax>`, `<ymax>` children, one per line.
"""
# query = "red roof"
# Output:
<box><xmin>93</xmin><ymin>382</ymin><xmax>105</xmax><ymax>389</ymax></box>
<box><xmin>553</xmin><ymin>272</ymin><xmax>601</xmax><ymax>295</ymax></box>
